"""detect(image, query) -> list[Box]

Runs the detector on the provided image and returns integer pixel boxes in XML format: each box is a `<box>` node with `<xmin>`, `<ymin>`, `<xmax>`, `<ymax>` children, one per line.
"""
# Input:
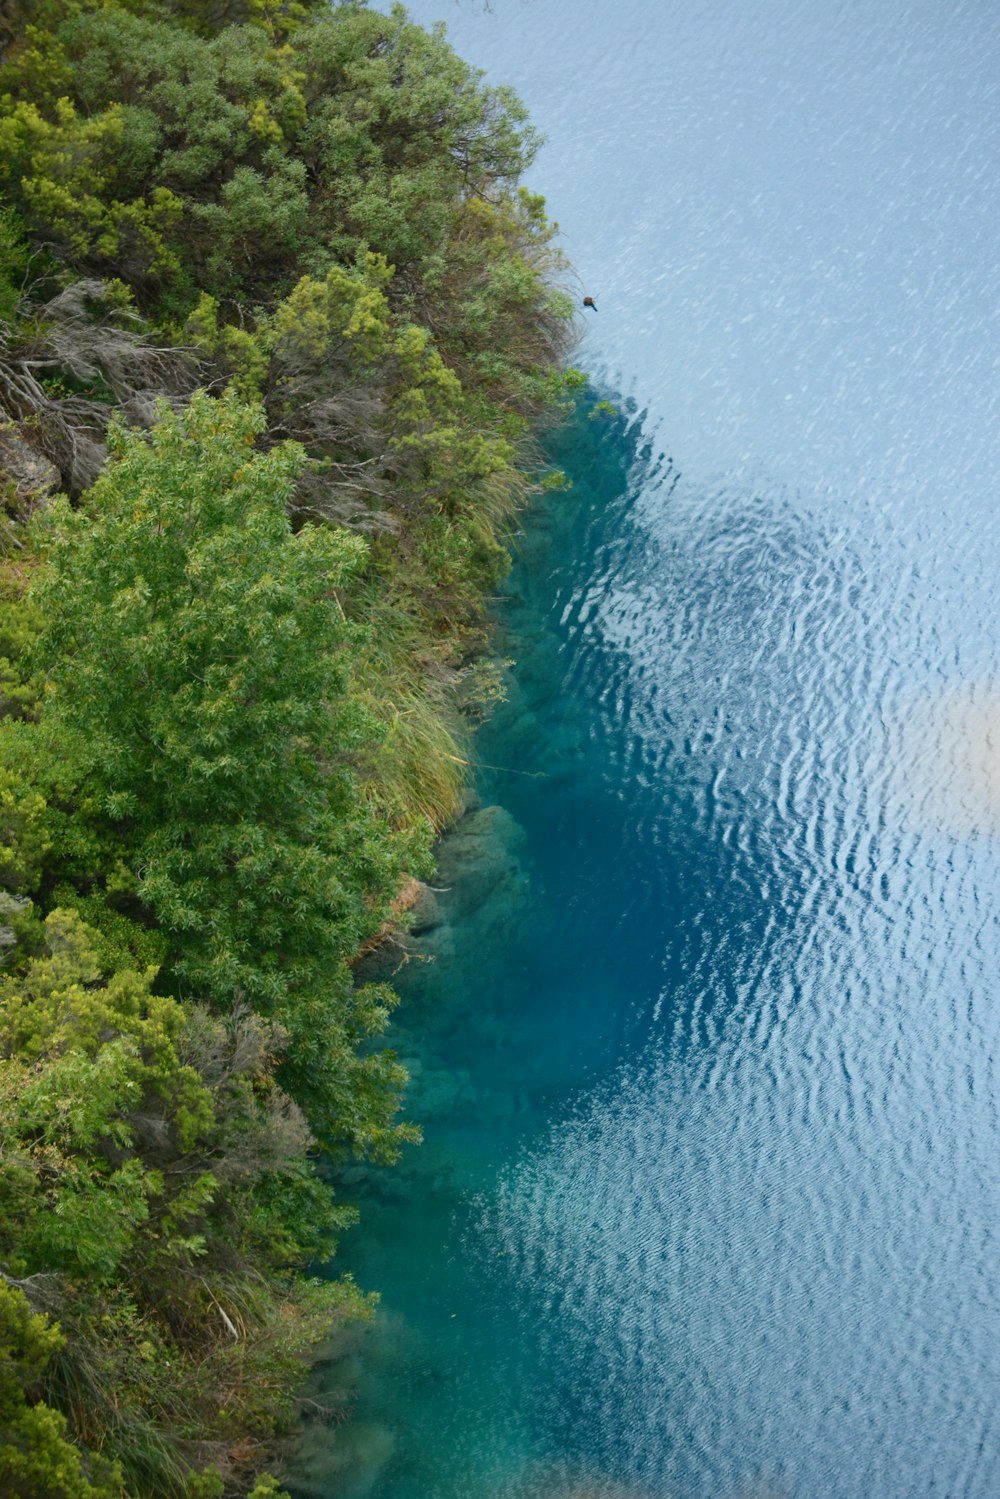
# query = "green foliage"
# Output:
<box><xmin>0</xmin><ymin>1284</ymin><xmax>121</xmax><ymax>1498</ymax></box>
<box><xmin>0</xmin><ymin>760</ymin><xmax>51</xmax><ymax>892</ymax></box>
<box><xmin>0</xmin><ymin>0</ymin><xmax>572</xmax><ymax>392</ymax></box>
<box><xmin>0</xmin><ymin>391</ymin><xmax>422</xmax><ymax>1490</ymax></box>
<box><xmin>245</xmin><ymin>1477</ymin><xmax>290</xmax><ymax>1499</ymax></box>
<box><xmin>0</xmin><ymin>908</ymin><xmax>212</xmax><ymax>1280</ymax></box>
<box><xmin>119</xmin><ymin>1</ymin><xmax>329</xmax><ymax>39</ymax></box>
<box><xmin>30</xmin><ymin>393</ymin><xmax>414</xmax><ymax>1154</ymax></box>
<box><xmin>0</xmin><ymin>205</ymin><xmax>29</xmax><ymax>324</ymax></box>
<box><xmin>0</xmin><ymin>904</ymin><xmax>373</xmax><ymax>1491</ymax></box>
<box><xmin>0</xmin><ymin>1</ymin><xmax>578</xmax><ymax>1491</ymax></box>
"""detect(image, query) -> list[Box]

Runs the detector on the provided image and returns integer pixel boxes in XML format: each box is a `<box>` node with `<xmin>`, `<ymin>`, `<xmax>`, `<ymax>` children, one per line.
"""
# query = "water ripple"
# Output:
<box><xmin>292</xmin><ymin>2</ymin><xmax>1000</xmax><ymax>1495</ymax></box>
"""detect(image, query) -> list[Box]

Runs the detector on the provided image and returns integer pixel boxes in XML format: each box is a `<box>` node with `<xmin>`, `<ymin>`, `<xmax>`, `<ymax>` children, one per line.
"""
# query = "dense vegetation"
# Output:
<box><xmin>0</xmin><ymin>3</ymin><xmax>578</xmax><ymax>1493</ymax></box>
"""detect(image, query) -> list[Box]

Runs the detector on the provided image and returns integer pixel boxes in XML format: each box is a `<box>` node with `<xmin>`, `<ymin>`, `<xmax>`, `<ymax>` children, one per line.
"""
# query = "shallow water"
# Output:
<box><xmin>285</xmin><ymin>3</ymin><xmax>1000</xmax><ymax>1496</ymax></box>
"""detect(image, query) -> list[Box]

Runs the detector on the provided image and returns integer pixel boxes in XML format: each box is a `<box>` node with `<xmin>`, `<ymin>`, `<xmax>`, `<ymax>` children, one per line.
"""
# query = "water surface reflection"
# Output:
<box><xmin>287</xmin><ymin>0</ymin><xmax>1000</xmax><ymax>1492</ymax></box>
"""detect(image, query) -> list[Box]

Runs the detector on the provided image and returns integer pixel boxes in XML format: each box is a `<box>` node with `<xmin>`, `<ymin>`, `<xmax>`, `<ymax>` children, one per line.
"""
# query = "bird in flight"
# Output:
<box><xmin>583</xmin><ymin>295</ymin><xmax>598</xmax><ymax>311</ymax></box>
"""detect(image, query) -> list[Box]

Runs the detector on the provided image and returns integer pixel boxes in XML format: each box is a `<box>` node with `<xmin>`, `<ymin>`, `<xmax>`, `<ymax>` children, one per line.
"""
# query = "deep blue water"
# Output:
<box><xmin>285</xmin><ymin>3</ymin><xmax>1000</xmax><ymax>1496</ymax></box>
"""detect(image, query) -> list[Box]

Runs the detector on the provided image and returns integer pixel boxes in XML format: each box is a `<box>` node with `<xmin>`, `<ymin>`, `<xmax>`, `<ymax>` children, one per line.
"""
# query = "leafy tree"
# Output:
<box><xmin>0</xmin><ymin>905</ymin><xmax>371</xmax><ymax>1493</ymax></box>
<box><xmin>0</xmin><ymin>0</ymin><xmax>566</xmax><ymax>371</ymax></box>
<box><xmin>0</xmin><ymin>908</ymin><xmax>211</xmax><ymax>1283</ymax></box>
<box><xmin>30</xmin><ymin>392</ymin><xmax>419</xmax><ymax>1153</ymax></box>
<box><xmin>0</xmin><ymin>205</ymin><xmax>29</xmax><ymax>325</ymax></box>
<box><xmin>0</xmin><ymin>1283</ymin><xmax>121</xmax><ymax>1499</ymax></box>
<box><xmin>0</xmin><ymin>2</ymin><xmax>578</xmax><ymax>1489</ymax></box>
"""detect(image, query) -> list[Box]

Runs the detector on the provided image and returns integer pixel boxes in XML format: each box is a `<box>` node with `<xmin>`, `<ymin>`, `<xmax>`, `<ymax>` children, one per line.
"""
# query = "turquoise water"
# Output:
<box><xmin>285</xmin><ymin>3</ymin><xmax>1000</xmax><ymax>1496</ymax></box>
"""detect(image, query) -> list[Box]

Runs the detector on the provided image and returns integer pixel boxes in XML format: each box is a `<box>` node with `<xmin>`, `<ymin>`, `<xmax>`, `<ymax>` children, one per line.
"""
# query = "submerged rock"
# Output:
<box><xmin>431</xmin><ymin>802</ymin><xmax>529</xmax><ymax>923</ymax></box>
<box><xmin>349</xmin><ymin>876</ymin><xmax>441</xmax><ymax>982</ymax></box>
<box><xmin>399</xmin><ymin>878</ymin><xmax>441</xmax><ymax>935</ymax></box>
<box><xmin>282</xmin><ymin>1419</ymin><xmax>395</xmax><ymax>1499</ymax></box>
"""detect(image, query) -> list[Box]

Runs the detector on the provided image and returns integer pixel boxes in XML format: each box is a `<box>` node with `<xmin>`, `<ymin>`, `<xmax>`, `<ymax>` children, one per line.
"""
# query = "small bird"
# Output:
<box><xmin>582</xmin><ymin>295</ymin><xmax>598</xmax><ymax>311</ymax></box>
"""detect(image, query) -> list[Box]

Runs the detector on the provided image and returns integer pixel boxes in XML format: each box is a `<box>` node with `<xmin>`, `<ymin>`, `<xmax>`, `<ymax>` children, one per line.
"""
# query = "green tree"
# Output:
<box><xmin>0</xmin><ymin>0</ymin><xmax>562</xmax><ymax>359</ymax></box>
<box><xmin>0</xmin><ymin>1283</ymin><xmax>120</xmax><ymax>1499</ymax></box>
<box><xmin>0</xmin><ymin>904</ymin><xmax>369</xmax><ymax>1493</ymax></box>
<box><xmin>0</xmin><ymin>3</ymin><xmax>577</xmax><ymax>1488</ymax></box>
<box><xmin>30</xmin><ymin>392</ymin><xmax>417</xmax><ymax>1153</ymax></box>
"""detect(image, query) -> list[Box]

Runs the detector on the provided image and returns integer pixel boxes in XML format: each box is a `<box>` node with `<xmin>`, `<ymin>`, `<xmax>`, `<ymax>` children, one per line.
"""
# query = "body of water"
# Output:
<box><xmin>285</xmin><ymin>3</ymin><xmax>1000</xmax><ymax>1495</ymax></box>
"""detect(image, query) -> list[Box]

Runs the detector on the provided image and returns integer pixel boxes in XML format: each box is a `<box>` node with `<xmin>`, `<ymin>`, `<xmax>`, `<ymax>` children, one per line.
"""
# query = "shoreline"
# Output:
<box><xmin>0</xmin><ymin>4</ymin><xmax>582</xmax><ymax>1493</ymax></box>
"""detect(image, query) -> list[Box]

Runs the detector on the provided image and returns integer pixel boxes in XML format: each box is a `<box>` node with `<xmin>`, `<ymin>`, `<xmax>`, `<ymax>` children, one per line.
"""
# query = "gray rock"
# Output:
<box><xmin>0</xmin><ymin>427</ymin><xmax>60</xmax><ymax>512</ymax></box>
<box><xmin>406</xmin><ymin>880</ymin><xmax>441</xmax><ymax>934</ymax></box>
<box><xmin>0</xmin><ymin>890</ymin><xmax>28</xmax><ymax>957</ymax></box>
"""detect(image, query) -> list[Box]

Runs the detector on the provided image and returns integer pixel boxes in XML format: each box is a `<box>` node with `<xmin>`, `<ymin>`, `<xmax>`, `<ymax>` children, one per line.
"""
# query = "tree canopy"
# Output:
<box><xmin>0</xmin><ymin>1</ymin><xmax>578</xmax><ymax>1492</ymax></box>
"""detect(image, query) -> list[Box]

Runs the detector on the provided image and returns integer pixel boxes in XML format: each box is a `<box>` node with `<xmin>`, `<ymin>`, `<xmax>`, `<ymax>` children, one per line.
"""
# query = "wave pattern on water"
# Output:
<box><xmin>465</xmin><ymin>449</ymin><xmax>1000</xmax><ymax>1499</ymax></box>
<box><xmin>287</xmin><ymin>0</ymin><xmax>1000</xmax><ymax>1491</ymax></box>
<box><xmin>285</xmin><ymin>406</ymin><xmax>1000</xmax><ymax>1499</ymax></box>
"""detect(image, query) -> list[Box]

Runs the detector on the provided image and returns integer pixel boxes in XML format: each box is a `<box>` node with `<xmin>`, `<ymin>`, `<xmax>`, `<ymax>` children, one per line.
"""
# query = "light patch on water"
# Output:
<box><xmin>483</xmin><ymin>1454</ymin><xmax>668</xmax><ymax>1499</ymax></box>
<box><xmin>493</xmin><ymin>1461</ymin><xmax>791</xmax><ymax>1499</ymax></box>
<box><xmin>898</xmin><ymin>683</ymin><xmax>1000</xmax><ymax>835</ymax></box>
<box><xmin>503</xmin><ymin>1472</ymin><xmax>652</xmax><ymax>1499</ymax></box>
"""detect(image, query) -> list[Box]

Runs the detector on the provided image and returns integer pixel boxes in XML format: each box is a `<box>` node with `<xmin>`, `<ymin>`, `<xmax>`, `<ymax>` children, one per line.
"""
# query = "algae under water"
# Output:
<box><xmin>286</xmin><ymin>1</ymin><xmax>1000</xmax><ymax>1495</ymax></box>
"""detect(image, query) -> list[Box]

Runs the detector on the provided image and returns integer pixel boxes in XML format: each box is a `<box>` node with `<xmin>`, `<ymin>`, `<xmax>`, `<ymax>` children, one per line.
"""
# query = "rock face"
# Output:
<box><xmin>0</xmin><ymin>426</ymin><xmax>61</xmax><ymax>512</ymax></box>
<box><xmin>391</xmin><ymin>876</ymin><xmax>441</xmax><ymax>935</ymax></box>
<box><xmin>353</xmin><ymin>801</ymin><xmax>529</xmax><ymax>984</ymax></box>
<box><xmin>351</xmin><ymin>877</ymin><xmax>443</xmax><ymax>982</ymax></box>
<box><xmin>430</xmin><ymin>802</ymin><xmax>528</xmax><ymax>931</ymax></box>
